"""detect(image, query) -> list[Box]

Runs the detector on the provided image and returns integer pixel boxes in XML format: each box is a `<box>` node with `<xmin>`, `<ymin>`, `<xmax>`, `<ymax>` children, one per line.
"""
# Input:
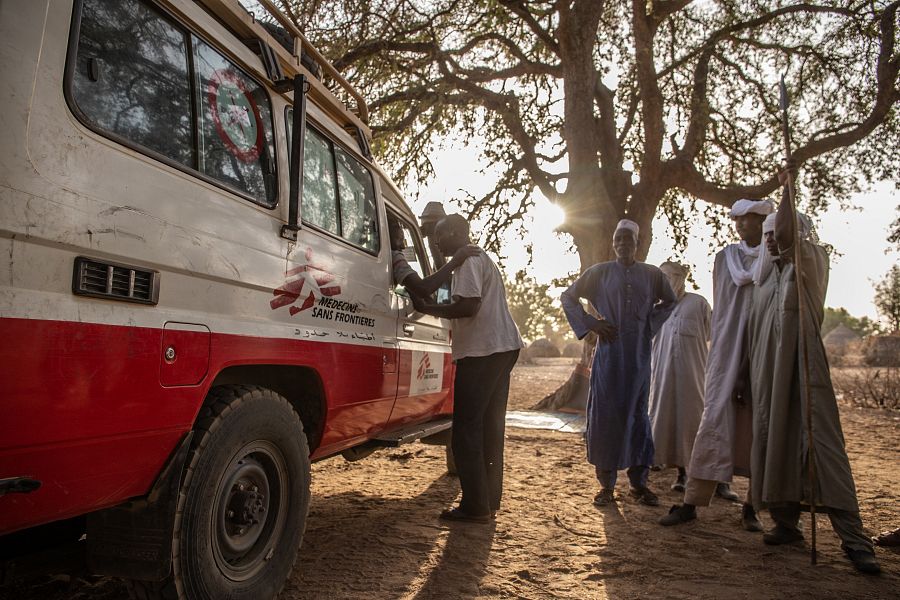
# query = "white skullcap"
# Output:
<box><xmin>762</xmin><ymin>213</ymin><xmax>777</xmax><ymax>234</ymax></box>
<box><xmin>614</xmin><ymin>219</ymin><xmax>639</xmax><ymax>237</ymax></box>
<box><xmin>730</xmin><ymin>199</ymin><xmax>774</xmax><ymax>218</ymax></box>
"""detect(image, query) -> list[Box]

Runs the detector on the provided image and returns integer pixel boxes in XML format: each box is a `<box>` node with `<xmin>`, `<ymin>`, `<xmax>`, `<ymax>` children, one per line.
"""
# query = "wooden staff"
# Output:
<box><xmin>779</xmin><ymin>75</ymin><xmax>818</xmax><ymax>565</ymax></box>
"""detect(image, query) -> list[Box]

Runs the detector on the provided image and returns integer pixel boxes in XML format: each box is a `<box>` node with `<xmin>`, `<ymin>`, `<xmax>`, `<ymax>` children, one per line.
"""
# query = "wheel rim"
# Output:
<box><xmin>212</xmin><ymin>440</ymin><xmax>289</xmax><ymax>581</ymax></box>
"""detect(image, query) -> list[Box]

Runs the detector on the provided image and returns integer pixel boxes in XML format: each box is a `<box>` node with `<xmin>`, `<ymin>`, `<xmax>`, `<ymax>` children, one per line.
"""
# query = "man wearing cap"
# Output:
<box><xmin>649</xmin><ymin>262</ymin><xmax>712</xmax><ymax>493</ymax></box>
<box><xmin>745</xmin><ymin>168</ymin><xmax>880</xmax><ymax>574</ymax></box>
<box><xmin>419</xmin><ymin>201</ymin><xmax>448</xmax><ymax>269</ymax></box>
<box><xmin>660</xmin><ymin>199</ymin><xmax>771</xmax><ymax>529</ymax></box>
<box><xmin>561</xmin><ymin>219</ymin><xmax>676</xmax><ymax>507</ymax></box>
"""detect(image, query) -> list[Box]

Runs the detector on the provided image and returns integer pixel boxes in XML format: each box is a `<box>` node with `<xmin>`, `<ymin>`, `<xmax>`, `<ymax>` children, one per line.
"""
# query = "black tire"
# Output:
<box><xmin>445</xmin><ymin>444</ymin><xmax>457</xmax><ymax>476</ymax></box>
<box><xmin>129</xmin><ymin>385</ymin><xmax>310</xmax><ymax>600</ymax></box>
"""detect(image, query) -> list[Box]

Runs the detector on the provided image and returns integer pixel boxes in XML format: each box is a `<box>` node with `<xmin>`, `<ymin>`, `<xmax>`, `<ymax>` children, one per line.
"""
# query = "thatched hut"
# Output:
<box><xmin>861</xmin><ymin>334</ymin><xmax>900</xmax><ymax>367</ymax></box>
<box><xmin>528</xmin><ymin>338</ymin><xmax>561</xmax><ymax>358</ymax></box>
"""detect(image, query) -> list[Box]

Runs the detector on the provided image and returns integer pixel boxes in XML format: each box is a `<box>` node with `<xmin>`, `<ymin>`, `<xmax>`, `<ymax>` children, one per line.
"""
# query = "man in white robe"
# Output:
<box><xmin>659</xmin><ymin>199</ymin><xmax>770</xmax><ymax>531</ymax></box>
<box><xmin>649</xmin><ymin>262</ymin><xmax>711</xmax><ymax>492</ymax></box>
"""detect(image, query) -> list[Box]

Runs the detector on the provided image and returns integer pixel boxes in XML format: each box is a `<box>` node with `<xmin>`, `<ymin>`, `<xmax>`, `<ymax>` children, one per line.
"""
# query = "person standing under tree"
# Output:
<box><xmin>561</xmin><ymin>219</ymin><xmax>676</xmax><ymax>508</ymax></box>
<box><xmin>746</xmin><ymin>165</ymin><xmax>880</xmax><ymax>574</ymax></box>
<box><xmin>660</xmin><ymin>199</ymin><xmax>771</xmax><ymax>530</ymax></box>
<box><xmin>648</xmin><ymin>261</ymin><xmax>711</xmax><ymax>492</ymax></box>
<box><xmin>411</xmin><ymin>214</ymin><xmax>524</xmax><ymax>523</ymax></box>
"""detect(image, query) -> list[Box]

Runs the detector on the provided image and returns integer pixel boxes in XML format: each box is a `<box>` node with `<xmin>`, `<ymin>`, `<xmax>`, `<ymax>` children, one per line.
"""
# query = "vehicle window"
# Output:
<box><xmin>193</xmin><ymin>38</ymin><xmax>277</xmax><ymax>205</ymax></box>
<box><xmin>301</xmin><ymin>128</ymin><xmax>339</xmax><ymax>235</ymax></box>
<box><xmin>287</xmin><ymin>110</ymin><xmax>380</xmax><ymax>253</ymax></box>
<box><xmin>69</xmin><ymin>0</ymin><xmax>277</xmax><ymax>206</ymax></box>
<box><xmin>71</xmin><ymin>0</ymin><xmax>193</xmax><ymax>167</ymax></box>
<box><xmin>398</xmin><ymin>220</ymin><xmax>427</xmax><ymax>279</ymax></box>
<box><xmin>335</xmin><ymin>147</ymin><xmax>378</xmax><ymax>252</ymax></box>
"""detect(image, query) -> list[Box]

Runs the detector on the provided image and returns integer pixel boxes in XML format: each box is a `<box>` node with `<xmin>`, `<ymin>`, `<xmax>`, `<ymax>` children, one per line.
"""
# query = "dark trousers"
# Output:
<box><xmin>595</xmin><ymin>465</ymin><xmax>649</xmax><ymax>490</ymax></box>
<box><xmin>452</xmin><ymin>349</ymin><xmax>519</xmax><ymax>516</ymax></box>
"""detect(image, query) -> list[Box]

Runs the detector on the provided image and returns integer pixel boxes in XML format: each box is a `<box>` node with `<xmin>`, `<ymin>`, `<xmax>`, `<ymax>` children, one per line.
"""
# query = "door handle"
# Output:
<box><xmin>403</xmin><ymin>324</ymin><xmax>415</xmax><ymax>337</ymax></box>
<box><xmin>433</xmin><ymin>332</ymin><xmax>447</xmax><ymax>341</ymax></box>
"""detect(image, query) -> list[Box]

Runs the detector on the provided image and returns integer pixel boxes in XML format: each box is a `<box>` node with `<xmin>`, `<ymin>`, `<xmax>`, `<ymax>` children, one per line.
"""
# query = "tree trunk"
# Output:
<box><xmin>531</xmin><ymin>331</ymin><xmax>595</xmax><ymax>412</ymax></box>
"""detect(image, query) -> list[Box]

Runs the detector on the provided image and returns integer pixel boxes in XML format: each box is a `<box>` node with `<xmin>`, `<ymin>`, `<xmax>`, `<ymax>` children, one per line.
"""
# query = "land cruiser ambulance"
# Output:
<box><xmin>0</xmin><ymin>0</ymin><xmax>454</xmax><ymax>597</ymax></box>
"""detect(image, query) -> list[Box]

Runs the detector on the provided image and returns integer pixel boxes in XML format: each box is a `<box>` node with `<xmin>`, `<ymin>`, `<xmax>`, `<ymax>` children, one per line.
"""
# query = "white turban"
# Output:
<box><xmin>730</xmin><ymin>199</ymin><xmax>774</xmax><ymax>218</ymax></box>
<box><xmin>761</xmin><ymin>212</ymin><xmax>813</xmax><ymax>238</ymax></box>
<box><xmin>614</xmin><ymin>219</ymin><xmax>639</xmax><ymax>237</ymax></box>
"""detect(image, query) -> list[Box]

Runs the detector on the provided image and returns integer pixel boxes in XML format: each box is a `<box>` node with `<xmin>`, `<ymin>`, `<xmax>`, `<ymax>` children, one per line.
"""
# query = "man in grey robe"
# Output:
<box><xmin>649</xmin><ymin>262</ymin><xmax>711</xmax><ymax>492</ymax></box>
<box><xmin>746</xmin><ymin>174</ymin><xmax>880</xmax><ymax>574</ymax></box>
<box><xmin>660</xmin><ymin>199</ymin><xmax>769</xmax><ymax>531</ymax></box>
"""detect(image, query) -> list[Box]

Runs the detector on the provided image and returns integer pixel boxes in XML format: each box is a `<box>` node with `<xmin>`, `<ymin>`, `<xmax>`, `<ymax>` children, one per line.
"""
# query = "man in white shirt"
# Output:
<box><xmin>412</xmin><ymin>214</ymin><xmax>524</xmax><ymax>523</ymax></box>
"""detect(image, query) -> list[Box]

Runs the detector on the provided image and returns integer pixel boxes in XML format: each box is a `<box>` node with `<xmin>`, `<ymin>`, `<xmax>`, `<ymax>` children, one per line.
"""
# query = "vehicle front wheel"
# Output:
<box><xmin>130</xmin><ymin>385</ymin><xmax>310</xmax><ymax>600</ymax></box>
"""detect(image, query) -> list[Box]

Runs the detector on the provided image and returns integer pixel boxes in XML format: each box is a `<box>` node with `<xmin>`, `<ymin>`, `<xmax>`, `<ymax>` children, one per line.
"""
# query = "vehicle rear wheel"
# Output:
<box><xmin>128</xmin><ymin>385</ymin><xmax>310</xmax><ymax>600</ymax></box>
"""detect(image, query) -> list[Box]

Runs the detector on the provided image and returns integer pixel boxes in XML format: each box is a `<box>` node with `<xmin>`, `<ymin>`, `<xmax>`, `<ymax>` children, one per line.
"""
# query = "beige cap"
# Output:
<box><xmin>419</xmin><ymin>202</ymin><xmax>447</xmax><ymax>220</ymax></box>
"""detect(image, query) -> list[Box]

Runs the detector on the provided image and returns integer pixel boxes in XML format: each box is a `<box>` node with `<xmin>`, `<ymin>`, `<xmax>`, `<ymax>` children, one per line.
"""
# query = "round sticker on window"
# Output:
<box><xmin>207</xmin><ymin>69</ymin><xmax>264</xmax><ymax>163</ymax></box>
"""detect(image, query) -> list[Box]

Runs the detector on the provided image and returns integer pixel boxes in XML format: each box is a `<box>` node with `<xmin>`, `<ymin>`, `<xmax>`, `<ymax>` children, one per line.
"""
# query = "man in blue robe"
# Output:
<box><xmin>561</xmin><ymin>219</ymin><xmax>676</xmax><ymax>507</ymax></box>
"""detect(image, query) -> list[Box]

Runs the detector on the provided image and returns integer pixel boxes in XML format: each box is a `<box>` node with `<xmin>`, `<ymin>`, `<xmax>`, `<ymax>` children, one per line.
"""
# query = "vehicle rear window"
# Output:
<box><xmin>69</xmin><ymin>0</ymin><xmax>277</xmax><ymax>207</ymax></box>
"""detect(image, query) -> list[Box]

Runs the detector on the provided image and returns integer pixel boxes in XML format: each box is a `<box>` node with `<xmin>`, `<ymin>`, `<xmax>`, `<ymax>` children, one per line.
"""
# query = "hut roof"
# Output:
<box><xmin>824</xmin><ymin>323</ymin><xmax>861</xmax><ymax>347</ymax></box>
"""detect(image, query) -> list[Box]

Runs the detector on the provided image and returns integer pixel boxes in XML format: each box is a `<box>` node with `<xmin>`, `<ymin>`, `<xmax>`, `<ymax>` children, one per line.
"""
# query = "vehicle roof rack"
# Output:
<box><xmin>194</xmin><ymin>0</ymin><xmax>371</xmax><ymax>140</ymax></box>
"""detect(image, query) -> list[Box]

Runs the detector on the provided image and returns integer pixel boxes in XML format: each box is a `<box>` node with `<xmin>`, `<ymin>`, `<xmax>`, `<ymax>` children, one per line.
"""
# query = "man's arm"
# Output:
<box><xmin>775</xmin><ymin>161</ymin><xmax>797</xmax><ymax>253</ymax></box>
<box><xmin>411</xmin><ymin>294</ymin><xmax>481</xmax><ymax>319</ymax></box>
<box><xmin>561</xmin><ymin>268</ymin><xmax>617</xmax><ymax>343</ymax></box>
<box><xmin>649</xmin><ymin>269</ymin><xmax>677</xmax><ymax>336</ymax></box>
<box><xmin>402</xmin><ymin>245</ymin><xmax>480</xmax><ymax>297</ymax></box>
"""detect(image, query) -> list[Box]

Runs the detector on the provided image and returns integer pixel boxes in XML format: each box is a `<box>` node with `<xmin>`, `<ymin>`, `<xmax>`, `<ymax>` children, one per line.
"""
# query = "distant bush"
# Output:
<box><xmin>832</xmin><ymin>367</ymin><xmax>900</xmax><ymax>410</ymax></box>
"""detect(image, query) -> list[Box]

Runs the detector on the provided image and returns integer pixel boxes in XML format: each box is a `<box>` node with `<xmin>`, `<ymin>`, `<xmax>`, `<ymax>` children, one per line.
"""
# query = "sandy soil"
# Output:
<box><xmin>4</xmin><ymin>360</ymin><xmax>898</xmax><ymax>599</ymax></box>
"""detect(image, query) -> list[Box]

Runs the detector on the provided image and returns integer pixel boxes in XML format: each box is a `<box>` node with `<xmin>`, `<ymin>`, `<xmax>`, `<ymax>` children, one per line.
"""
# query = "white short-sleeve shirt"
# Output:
<box><xmin>450</xmin><ymin>250</ymin><xmax>524</xmax><ymax>360</ymax></box>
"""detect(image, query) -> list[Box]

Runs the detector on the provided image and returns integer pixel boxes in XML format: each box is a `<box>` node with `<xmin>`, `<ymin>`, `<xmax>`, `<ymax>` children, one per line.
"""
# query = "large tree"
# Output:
<box><xmin>276</xmin><ymin>0</ymin><xmax>899</xmax><ymax>404</ymax></box>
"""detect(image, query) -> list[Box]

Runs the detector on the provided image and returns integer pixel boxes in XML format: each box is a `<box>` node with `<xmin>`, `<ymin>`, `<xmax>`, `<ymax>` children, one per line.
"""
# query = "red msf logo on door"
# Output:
<box><xmin>416</xmin><ymin>353</ymin><xmax>432</xmax><ymax>380</ymax></box>
<box><xmin>271</xmin><ymin>248</ymin><xmax>342</xmax><ymax>315</ymax></box>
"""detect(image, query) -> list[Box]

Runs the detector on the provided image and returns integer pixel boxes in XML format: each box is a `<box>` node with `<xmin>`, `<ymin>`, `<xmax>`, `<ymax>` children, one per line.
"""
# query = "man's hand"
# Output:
<box><xmin>410</xmin><ymin>293</ymin><xmax>427</xmax><ymax>314</ymax></box>
<box><xmin>732</xmin><ymin>381</ymin><xmax>747</xmax><ymax>406</ymax></box>
<box><xmin>592</xmin><ymin>320</ymin><xmax>618</xmax><ymax>344</ymax></box>
<box><xmin>777</xmin><ymin>159</ymin><xmax>798</xmax><ymax>186</ymax></box>
<box><xmin>447</xmin><ymin>244</ymin><xmax>481</xmax><ymax>269</ymax></box>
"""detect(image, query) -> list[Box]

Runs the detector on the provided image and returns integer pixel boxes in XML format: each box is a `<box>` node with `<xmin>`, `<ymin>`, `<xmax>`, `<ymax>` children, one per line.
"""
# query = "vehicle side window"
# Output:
<box><xmin>335</xmin><ymin>147</ymin><xmax>378</xmax><ymax>251</ymax></box>
<box><xmin>301</xmin><ymin>128</ymin><xmax>339</xmax><ymax>235</ymax></box>
<box><xmin>72</xmin><ymin>0</ymin><xmax>194</xmax><ymax>167</ymax></box>
<box><xmin>69</xmin><ymin>0</ymin><xmax>277</xmax><ymax>207</ymax></box>
<box><xmin>287</xmin><ymin>110</ymin><xmax>380</xmax><ymax>254</ymax></box>
<box><xmin>193</xmin><ymin>38</ymin><xmax>277</xmax><ymax>204</ymax></box>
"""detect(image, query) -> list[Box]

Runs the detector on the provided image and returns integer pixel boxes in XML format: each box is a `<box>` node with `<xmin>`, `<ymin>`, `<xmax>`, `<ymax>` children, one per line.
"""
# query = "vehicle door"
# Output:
<box><xmin>281</xmin><ymin>112</ymin><xmax>400</xmax><ymax>451</ymax></box>
<box><xmin>385</xmin><ymin>211</ymin><xmax>452</xmax><ymax>426</ymax></box>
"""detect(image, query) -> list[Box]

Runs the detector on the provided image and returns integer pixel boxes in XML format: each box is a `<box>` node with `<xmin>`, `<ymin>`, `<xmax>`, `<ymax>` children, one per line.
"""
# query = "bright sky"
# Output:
<box><xmin>411</xmin><ymin>145</ymin><xmax>899</xmax><ymax>323</ymax></box>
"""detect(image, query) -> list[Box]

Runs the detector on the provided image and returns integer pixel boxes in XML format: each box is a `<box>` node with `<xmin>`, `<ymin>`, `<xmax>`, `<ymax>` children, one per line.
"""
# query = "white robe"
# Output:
<box><xmin>687</xmin><ymin>248</ymin><xmax>755</xmax><ymax>482</ymax></box>
<box><xmin>649</xmin><ymin>292</ymin><xmax>712</xmax><ymax>467</ymax></box>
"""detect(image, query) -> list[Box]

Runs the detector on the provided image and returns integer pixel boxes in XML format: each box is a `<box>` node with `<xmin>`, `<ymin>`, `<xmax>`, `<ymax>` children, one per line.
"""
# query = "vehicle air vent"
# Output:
<box><xmin>72</xmin><ymin>257</ymin><xmax>160</xmax><ymax>305</ymax></box>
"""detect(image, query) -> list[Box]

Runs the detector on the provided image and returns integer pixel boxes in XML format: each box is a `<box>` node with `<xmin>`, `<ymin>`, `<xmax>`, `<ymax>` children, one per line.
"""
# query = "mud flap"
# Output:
<box><xmin>86</xmin><ymin>431</ymin><xmax>193</xmax><ymax>581</ymax></box>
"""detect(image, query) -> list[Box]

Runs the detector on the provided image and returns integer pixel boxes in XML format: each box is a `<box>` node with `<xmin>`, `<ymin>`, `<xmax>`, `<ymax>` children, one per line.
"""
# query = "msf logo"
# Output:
<box><xmin>416</xmin><ymin>353</ymin><xmax>432</xmax><ymax>381</ymax></box>
<box><xmin>270</xmin><ymin>248</ymin><xmax>341</xmax><ymax>316</ymax></box>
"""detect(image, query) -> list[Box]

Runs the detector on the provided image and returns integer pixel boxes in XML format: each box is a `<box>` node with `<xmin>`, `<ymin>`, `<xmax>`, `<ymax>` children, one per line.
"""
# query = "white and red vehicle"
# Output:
<box><xmin>0</xmin><ymin>0</ymin><xmax>454</xmax><ymax>597</ymax></box>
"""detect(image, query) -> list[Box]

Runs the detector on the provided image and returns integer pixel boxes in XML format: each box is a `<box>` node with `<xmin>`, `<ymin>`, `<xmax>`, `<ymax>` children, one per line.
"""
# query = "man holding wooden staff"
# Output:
<box><xmin>745</xmin><ymin>162</ymin><xmax>880</xmax><ymax>574</ymax></box>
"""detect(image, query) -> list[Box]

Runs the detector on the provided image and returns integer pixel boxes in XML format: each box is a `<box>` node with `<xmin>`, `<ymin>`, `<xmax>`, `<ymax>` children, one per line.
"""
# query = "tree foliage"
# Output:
<box><xmin>874</xmin><ymin>264</ymin><xmax>900</xmax><ymax>332</ymax></box>
<box><xmin>505</xmin><ymin>269</ymin><xmax>571</xmax><ymax>343</ymax></box>
<box><xmin>822</xmin><ymin>306</ymin><xmax>882</xmax><ymax>337</ymax></box>
<box><xmin>278</xmin><ymin>0</ymin><xmax>899</xmax><ymax>268</ymax></box>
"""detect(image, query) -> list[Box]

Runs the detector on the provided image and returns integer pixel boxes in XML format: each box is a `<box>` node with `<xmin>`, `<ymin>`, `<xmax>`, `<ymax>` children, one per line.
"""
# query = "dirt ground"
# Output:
<box><xmin>3</xmin><ymin>360</ymin><xmax>898</xmax><ymax>599</ymax></box>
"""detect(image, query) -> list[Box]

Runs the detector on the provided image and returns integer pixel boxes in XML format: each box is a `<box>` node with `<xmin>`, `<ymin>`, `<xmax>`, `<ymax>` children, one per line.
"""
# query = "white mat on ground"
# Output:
<box><xmin>505</xmin><ymin>410</ymin><xmax>586</xmax><ymax>433</ymax></box>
